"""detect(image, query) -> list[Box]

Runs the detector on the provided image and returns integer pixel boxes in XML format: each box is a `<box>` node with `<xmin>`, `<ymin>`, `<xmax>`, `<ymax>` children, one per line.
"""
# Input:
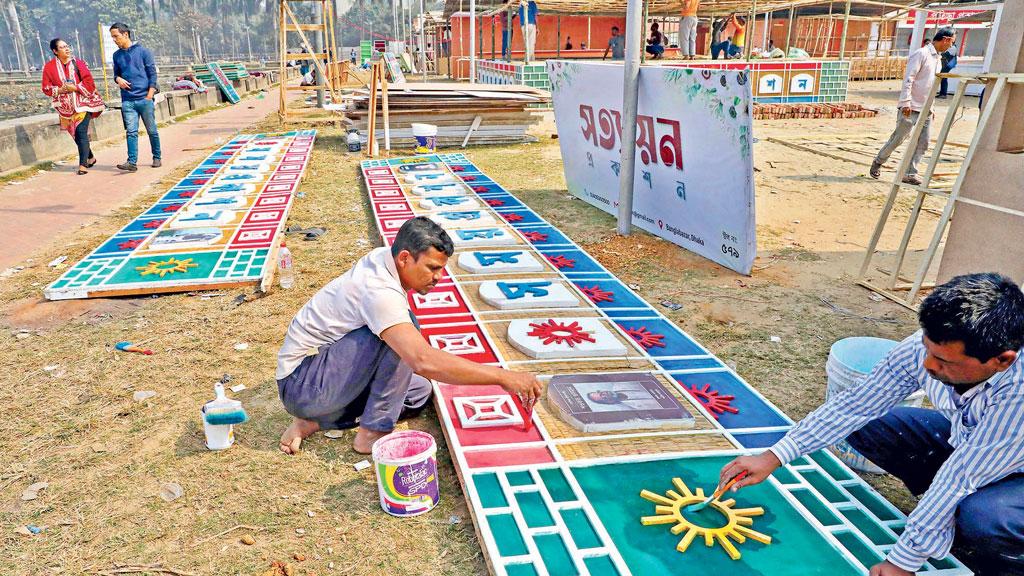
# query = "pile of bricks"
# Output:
<box><xmin>753</xmin><ymin>102</ymin><xmax>879</xmax><ymax>120</ymax></box>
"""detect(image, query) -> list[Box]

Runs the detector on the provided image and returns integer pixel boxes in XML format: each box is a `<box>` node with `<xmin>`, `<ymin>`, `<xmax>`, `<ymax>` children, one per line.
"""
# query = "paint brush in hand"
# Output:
<box><xmin>685</xmin><ymin>471</ymin><xmax>749</xmax><ymax>513</ymax></box>
<box><xmin>516</xmin><ymin>392</ymin><xmax>536</xmax><ymax>431</ymax></box>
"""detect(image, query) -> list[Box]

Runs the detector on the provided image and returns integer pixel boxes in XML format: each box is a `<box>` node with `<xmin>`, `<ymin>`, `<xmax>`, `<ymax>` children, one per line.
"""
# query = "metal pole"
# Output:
<box><xmin>506</xmin><ymin>9</ymin><xmax>513</xmax><ymax>62</ymax></box>
<box><xmin>468</xmin><ymin>0</ymin><xmax>475</xmax><ymax>80</ymax></box>
<box><xmin>908</xmin><ymin>8</ymin><xmax>926</xmax><ymax>54</ymax></box>
<box><xmin>617</xmin><ymin>0</ymin><xmax>644</xmax><ymax>236</ymax></box>
<box><xmin>838</xmin><ymin>0</ymin><xmax>851</xmax><ymax>60</ymax></box>
<box><xmin>420</xmin><ymin>0</ymin><xmax>427</xmax><ymax>81</ymax></box>
<box><xmin>746</xmin><ymin>0</ymin><xmax>756</xmax><ymax>59</ymax></box>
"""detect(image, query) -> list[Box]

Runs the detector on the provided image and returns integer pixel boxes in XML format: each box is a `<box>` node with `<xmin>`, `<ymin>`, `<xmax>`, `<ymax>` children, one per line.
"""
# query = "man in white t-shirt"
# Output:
<box><xmin>277</xmin><ymin>217</ymin><xmax>542</xmax><ymax>454</ymax></box>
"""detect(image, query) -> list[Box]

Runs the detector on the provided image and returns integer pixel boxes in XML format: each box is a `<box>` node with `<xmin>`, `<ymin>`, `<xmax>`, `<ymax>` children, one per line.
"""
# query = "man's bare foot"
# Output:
<box><xmin>279</xmin><ymin>417</ymin><xmax>320</xmax><ymax>455</ymax></box>
<box><xmin>353</xmin><ymin>426</ymin><xmax>390</xmax><ymax>454</ymax></box>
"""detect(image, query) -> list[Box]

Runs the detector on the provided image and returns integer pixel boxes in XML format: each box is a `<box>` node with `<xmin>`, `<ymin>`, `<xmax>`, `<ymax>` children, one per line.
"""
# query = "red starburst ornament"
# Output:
<box><xmin>162</xmin><ymin>203</ymin><xmax>185</xmax><ymax>212</ymax></box>
<box><xmin>486</xmin><ymin>198</ymin><xmax>505</xmax><ymax>207</ymax></box>
<box><xmin>472</xmin><ymin>185</ymin><xmax>490</xmax><ymax>193</ymax></box>
<box><xmin>522</xmin><ymin>231</ymin><xmax>548</xmax><ymax>243</ymax></box>
<box><xmin>625</xmin><ymin>326</ymin><xmax>666</xmax><ymax>349</ymax></box>
<box><xmin>685</xmin><ymin>383</ymin><xmax>739</xmax><ymax>419</ymax></box>
<box><xmin>546</xmin><ymin>255</ymin><xmax>575</xmax><ymax>269</ymax></box>
<box><xmin>579</xmin><ymin>285</ymin><xmax>614</xmax><ymax>303</ymax></box>
<box><xmin>450</xmin><ymin>165</ymin><xmax>466</xmax><ymax>172</ymax></box>
<box><xmin>142</xmin><ymin>219</ymin><xmax>167</xmax><ymax>229</ymax></box>
<box><xmin>461</xmin><ymin>175</ymin><xmax>477</xmax><ymax>181</ymax></box>
<box><xmin>177</xmin><ymin>190</ymin><xmax>197</xmax><ymax>198</ymax></box>
<box><xmin>189</xmin><ymin>179</ymin><xmax>209</xmax><ymax>186</ymax></box>
<box><xmin>526</xmin><ymin>319</ymin><xmax>597</xmax><ymax>347</ymax></box>
<box><xmin>202</xmin><ymin>168</ymin><xmax>218</xmax><ymax>174</ymax></box>
<box><xmin>117</xmin><ymin>239</ymin><xmax>145</xmax><ymax>250</ymax></box>
<box><xmin>501</xmin><ymin>212</ymin><xmax>524</xmax><ymax>222</ymax></box>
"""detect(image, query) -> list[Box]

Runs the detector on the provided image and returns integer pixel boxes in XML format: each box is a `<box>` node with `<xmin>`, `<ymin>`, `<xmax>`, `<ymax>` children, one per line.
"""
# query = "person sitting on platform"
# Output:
<box><xmin>720</xmin><ymin>272</ymin><xmax>1024</xmax><ymax>576</ymax></box>
<box><xmin>645</xmin><ymin>22</ymin><xmax>665</xmax><ymax>59</ymax></box>
<box><xmin>276</xmin><ymin>217</ymin><xmax>543</xmax><ymax>455</ymax></box>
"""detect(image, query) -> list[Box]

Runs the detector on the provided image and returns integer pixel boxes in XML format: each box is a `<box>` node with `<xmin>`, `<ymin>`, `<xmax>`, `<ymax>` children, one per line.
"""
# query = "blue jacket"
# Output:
<box><xmin>112</xmin><ymin>43</ymin><xmax>158</xmax><ymax>101</ymax></box>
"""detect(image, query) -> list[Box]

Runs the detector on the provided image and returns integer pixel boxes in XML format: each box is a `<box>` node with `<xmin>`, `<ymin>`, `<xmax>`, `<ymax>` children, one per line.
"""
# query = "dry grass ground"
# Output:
<box><xmin>0</xmin><ymin>81</ymin><xmax>981</xmax><ymax>574</ymax></box>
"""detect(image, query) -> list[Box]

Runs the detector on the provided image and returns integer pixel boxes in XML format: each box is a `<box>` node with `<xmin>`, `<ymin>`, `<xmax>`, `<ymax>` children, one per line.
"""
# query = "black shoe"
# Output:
<box><xmin>936</xmin><ymin>93</ymin><xmax>948</xmax><ymax>99</ymax></box>
<box><xmin>902</xmin><ymin>174</ymin><xmax>923</xmax><ymax>186</ymax></box>
<box><xmin>116</xmin><ymin>162</ymin><xmax>138</xmax><ymax>172</ymax></box>
<box><xmin>870</xmin><ymin>160</ymin><xmax>882</xmax><ymax>179</ymax></box>
<box><xmin>152</xmin><ymin>159</ymin><xmax>162</xmax><ymax>168</ymax></box>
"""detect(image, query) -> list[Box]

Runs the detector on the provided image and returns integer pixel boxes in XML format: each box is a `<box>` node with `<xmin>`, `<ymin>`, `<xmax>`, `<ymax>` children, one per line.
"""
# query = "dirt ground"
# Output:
<box><xmin>0</xmin><ymin>80</ymin><xmax>981</xmax><ymax>575</ymax></box>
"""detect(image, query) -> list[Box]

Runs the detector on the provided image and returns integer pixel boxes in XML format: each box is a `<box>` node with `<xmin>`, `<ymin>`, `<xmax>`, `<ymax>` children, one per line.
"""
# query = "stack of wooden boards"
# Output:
<box><xmin>348</xmin><ymin>83</ymin><xmax>549</xmax><ymax>147</ymax></box>
<box><xmin>753</xmin><ymin>102</ymin><xmax>879</xmax><ymax>120</ymax></box>
<box><xmin>848</xmin><ymin>56</ymin><xmax>907</xmax><ymax>81</ymax></box>
<box><xmin>192</xmin><ymin>62</ymin><xmax>250</xmax><ymax>82</ymax></box>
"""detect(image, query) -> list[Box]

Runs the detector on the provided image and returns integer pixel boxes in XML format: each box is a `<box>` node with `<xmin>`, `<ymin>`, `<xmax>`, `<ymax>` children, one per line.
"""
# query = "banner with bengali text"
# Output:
<box><xmin>547</xmin><ymin>61</ymin><xmax>756</xmax><ymax>274</ymax></box>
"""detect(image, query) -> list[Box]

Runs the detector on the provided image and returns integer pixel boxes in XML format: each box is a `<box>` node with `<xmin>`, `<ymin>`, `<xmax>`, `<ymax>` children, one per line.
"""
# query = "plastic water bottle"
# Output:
<box><xmin>347</xmin><ymin>129</ymin><xmax>361</xmax><ymax>152</ymax></box>
<box><xmin>278</xmin><ymin>242</ymin><xmax>294</xmax><ymax>289</ymax></box>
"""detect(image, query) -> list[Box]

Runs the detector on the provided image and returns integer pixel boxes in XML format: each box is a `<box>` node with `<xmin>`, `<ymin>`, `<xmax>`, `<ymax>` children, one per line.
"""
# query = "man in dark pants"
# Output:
<box><xmin>937</xmin><ymin>43</ymin><xmax>958</xmax><ymax>98</ymax></box>
<box><xmin>721</xmin><ymin>273</ymin><xmax>1024</xmax><ymax>576</ymax></box>
<box><xmin>276</xmin><ymin>217</ymin><xmax>542</xmax><ymax>454</ymax></box>
<box><xmin>110</xmin><ymin>22</ymin><xmax>161</xmax><ymax>171</ymax></box>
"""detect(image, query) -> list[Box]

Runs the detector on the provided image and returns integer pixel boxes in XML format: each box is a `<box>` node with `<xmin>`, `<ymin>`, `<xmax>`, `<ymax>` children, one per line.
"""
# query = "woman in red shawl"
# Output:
<box><xmin>41</xmin><ymin>38</ymin><xmax>105</xmax><ymax>175</ymax></box>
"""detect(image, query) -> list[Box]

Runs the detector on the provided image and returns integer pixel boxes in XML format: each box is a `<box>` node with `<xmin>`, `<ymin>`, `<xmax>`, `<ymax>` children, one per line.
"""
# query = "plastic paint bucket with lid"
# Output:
<box><xmin>411</xmin><ymin>123</ymin><xmax>438</xmax><ymax>154</ymax></box>
<box><xmin>826</xmin><ymin>336</ymin><xmax>926</xmax><ymax>473</ymax></box>
<box><xmin>371</xmin><ymin>430</ymin><xmax>440</xmax><ymax>517</ymax></box>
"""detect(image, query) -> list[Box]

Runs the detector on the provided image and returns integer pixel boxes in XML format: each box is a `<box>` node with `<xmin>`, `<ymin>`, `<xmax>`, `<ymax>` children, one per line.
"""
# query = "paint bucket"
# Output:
<box><xmin>371</xmin><ymin>430</ymin><xmax>440</xmax><ymax>517</ymax></box>
<box><xmin>201</xmin><ymin>405</ymin><xmax>235</xmax><ymax>450</ymax></box>
<box><xmin>826</xmin><ymin>337</ymin><xmax>926</xmax><ymax>473</ymax></box>
<box><xmin>411</xmin><ymin>123</ymin><xmax>438</xmax><ymax>154</ymax></box>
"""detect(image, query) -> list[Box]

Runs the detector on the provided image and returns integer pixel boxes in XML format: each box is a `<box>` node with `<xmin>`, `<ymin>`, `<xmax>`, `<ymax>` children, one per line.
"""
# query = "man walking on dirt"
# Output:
<box><xmin>276</xmin><ymin>217</ymin><xmax>542</xmax><ymax>455</ymax></box>
<box><xmin>870</xmin><ymin>28</ymin><xmax>955</xmax><ymax>185</ymax></box>
<box><xmin>720</xmin><ymin>273</ymin><xmax>1024</xmax><ymax>576</ymax></box>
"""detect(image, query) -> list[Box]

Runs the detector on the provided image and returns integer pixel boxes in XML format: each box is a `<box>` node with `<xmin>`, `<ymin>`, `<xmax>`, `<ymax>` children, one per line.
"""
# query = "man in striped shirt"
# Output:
<box><xmin>721</xmin><ymin>273</ymin><xmax>1024</xmax><ymax>576</ymax></box>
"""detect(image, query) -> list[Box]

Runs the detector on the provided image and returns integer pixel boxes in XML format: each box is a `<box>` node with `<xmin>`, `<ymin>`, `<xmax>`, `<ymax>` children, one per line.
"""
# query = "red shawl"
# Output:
<box><xmin>41</xmin><ymin>58</ymin><xmax>105</xmax><ymax>137</ymax></box>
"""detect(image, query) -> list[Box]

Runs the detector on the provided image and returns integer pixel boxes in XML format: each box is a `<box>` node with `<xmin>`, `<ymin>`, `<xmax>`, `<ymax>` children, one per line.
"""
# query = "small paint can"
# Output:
<box><xmin>201</xmin><ymin>405</ymin><xmax>235</xmax><ymax>450</ymax></box>
<box><xmin>411</xmin><ymin>123</ymin><xmax>437</xmax><ymax>154</ymax></box>
<box><xmin>371</xmin><ymin>430</ymin><xmax>439</xmax><ymax>517</ymax></box>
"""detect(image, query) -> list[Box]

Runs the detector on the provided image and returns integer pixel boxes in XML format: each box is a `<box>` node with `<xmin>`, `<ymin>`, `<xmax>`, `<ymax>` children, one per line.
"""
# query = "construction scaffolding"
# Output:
<box><xmin>277</xmin><ymin>0</ymin><xmax>346</xmax><ymax>124</ymax></box>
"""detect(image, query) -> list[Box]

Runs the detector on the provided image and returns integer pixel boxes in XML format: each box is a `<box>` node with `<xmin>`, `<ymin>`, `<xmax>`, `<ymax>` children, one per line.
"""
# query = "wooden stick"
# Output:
<box><xmin>366</xmin><ymin>62</ymin><xmax>379</xmax><ymax>158</ymax></box>
<box><xmin>91</xmin><ymin>564</ymin><xmax>198</xmax><ymax>576</ymax></box>
<box><xmin>190</xmin><ymin>524</ymin><xmax>264</xmax><ymax>548</ymax></box>
<box><xmin>382</xmin><ymin>63</ymin><xmax>391</xmax><ymax>154</ymax></box>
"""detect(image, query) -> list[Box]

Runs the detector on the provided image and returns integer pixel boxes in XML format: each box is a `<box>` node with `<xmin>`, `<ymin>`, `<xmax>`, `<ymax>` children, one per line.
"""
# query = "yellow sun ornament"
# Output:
<box><xmin>639</xmin><ymin>477</ymin><xmax>772</xmax><ymax>560</ymax></box>
<box><xmin>135</xmin><ymin>257</ymin><xmax>199</xmax><ymax>278</ymax></box>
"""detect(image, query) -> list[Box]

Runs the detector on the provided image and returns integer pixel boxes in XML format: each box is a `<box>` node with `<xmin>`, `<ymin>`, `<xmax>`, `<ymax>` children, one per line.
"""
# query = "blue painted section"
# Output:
<box><xmin>671</xmin><ymin>371</ymin><xmax>791</xmax><ymax>429</ymax></box>
<box><xmin>121</xmin><ymin>215</ymin><xmax>173</xmax><ymax>233</ymax></box>
<box><xmin>88</xmin><ymin>232</ymin><xmax>152</xmax><ymax>258</ymax></box>
<box><xmin>733</xmin><ymin>431</ymin><xmax>789</xmax><ymax>449</ymax></box>
<box><xmin>537</xmin><ymin>249</ymin><xmax>603</xmax><ymax>274</ymax></box>
<box><xmin>516</xmin><ymin>225</ymin><xmax>572</xmax><ymax>246</ymax></box>
<box><xmin>656</xmin><ymin>358</ymin><xmax>725</xmax><ymax>371</ymax></box>
<box><xmin>143</xmin><ymin>200</ymin><xmax>189</xmax><ymax>217</ymax></box>
<box><xmin>480</xmin><ymin>194</ymin><xmax>526</xmax><ymax>210</ymax></box>
<box><xmin>615</xmin><ymin>318</ymin><xmax>705</xmax><ymax>357</ymax></box>
<box><xmin>571</xmin><ymin>279</ymin><xmax>648</xmax><ymax>310</ymax></box>
<box><xmin>500</xmin><ymin>210</ymin><xmax>545</xmax><ymax>226</ymax></box>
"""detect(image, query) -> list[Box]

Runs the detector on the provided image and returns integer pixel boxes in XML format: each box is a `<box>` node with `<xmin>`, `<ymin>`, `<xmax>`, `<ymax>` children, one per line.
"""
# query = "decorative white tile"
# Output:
<box><xmin>506</xmin><ymin>317</ymin><xmax>627</xmax><ymax>359</ymax></box>
<box><xmin>457</xmin><ymin>251</ymin><xmax>545</xmax><ymax>274</ymax></box>
<box><xmin>429</xmin><ymin>211</ymin><xmax>498</xmax><ymax>229</ymax></box>
<box><xmin>479</xmin><ymin>280</ymin><xmax>579</xmax><ymax>310</ymax></box>
<box><xmin>428</xmin><ymin>333</ymin><xmax>486</xmax><ymax>355</ymax></box>
<box><xmin>418</xmin><ymin>196</ymin><xmax>480</xmax><ymax>211</ymax></box>
<box><xmin>450</xmin><ymin>228</ymin><xmax>519</xmax><ymax>248</ymax></box>
<box><xmin>453</xmin><ymin>395</ymin><xmax>523</xmax><ymax>428</ymax></box>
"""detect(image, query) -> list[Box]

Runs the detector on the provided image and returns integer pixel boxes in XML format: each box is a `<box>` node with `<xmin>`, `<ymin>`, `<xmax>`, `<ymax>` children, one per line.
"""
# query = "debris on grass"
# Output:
<box><xmin>159</xmin><ymin>482</ymin><xmax>184</xmax><ymax>502</ymax></box>
<box><xmin>353</xmin><ymin>460</ymin><xmax>371</xmax><ymax>471</ymax></box>
<box><xmin>769</xmin><ymin>335</ymin><xmax>782</xmax><ymax>343</ymax></box>
<box><xmin>133</xmin><ymin>390</ymin><xmax>157</xmax><ymax>402</ymax></box>
<box><xmin>230</xmin><ymin>383</ymin><xmax>247</xmax><ymax>393</ymax></box>
<box><xmin>323</xmin><ymin>430</ymin><xmax>345</xmax><ymax>439</ymax></box>
<box><xmin>233</xmin><ymin>342</ymin><xmax>249</xmax><ymax>351</ymax></box>
<box><xmin>21</xmin><ymin>481</ymin><xmax>48</xmax><ymax>501</ymax></box>
<box><xmin>240</xmin><ymin>534</ymin><xmax>256</xmax><ymax>545</ymax></box>
<box><xmin>659</xmin><ymin>300</ymin><xmax>683</xmax><ymax>311</ymax></box>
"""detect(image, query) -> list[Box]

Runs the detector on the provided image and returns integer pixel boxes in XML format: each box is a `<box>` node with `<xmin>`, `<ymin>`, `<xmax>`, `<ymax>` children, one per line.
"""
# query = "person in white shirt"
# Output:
<box><xmin>276</xmin><ymin>217</ymin><xmax>542</xmax><ymax>455</ymax></box>
<box><xmin>870</xmin><ymin>28</ymin><xmax>955</xmax><ymax>186</ymax></box>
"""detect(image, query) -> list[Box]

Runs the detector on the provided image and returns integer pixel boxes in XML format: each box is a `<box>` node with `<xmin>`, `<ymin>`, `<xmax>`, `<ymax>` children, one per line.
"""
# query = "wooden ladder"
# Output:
<box><xmin>856</xmin><ymin>72</ymin><xmax>1024</xmax><ymax>309</ymax></box>
<box><xmin>278</xmin><ymin>0</ymin><xmax>344</xmax><ymax>123</ymax></box>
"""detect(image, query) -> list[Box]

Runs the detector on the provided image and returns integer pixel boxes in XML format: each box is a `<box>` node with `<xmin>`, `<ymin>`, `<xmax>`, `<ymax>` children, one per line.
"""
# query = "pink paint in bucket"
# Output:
<box><xmin>371</xmin><ymin>430</ymin><xmax>439</xmax><ymax>517</ymax></box>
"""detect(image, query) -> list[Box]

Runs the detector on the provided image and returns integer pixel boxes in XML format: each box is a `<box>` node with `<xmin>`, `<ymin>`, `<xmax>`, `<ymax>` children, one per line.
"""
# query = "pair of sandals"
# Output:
<box><xmin>77</xmin><ymin>157</ymin><xmax>98</xmax><ymax>175</ymax></box>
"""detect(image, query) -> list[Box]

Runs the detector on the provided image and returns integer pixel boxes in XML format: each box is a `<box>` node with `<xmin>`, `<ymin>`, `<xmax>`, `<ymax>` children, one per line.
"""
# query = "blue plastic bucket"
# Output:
<box><xmin>826</xmin><ymin>337</ymin><xmax>925</xmax><ymax>473</ymax></box>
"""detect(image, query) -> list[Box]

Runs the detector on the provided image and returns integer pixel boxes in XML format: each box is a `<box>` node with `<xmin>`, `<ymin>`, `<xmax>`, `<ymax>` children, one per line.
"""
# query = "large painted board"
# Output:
<box><xmin>208</xmin><ymin>61</ymin><xmax>241</xmax><ymax>104</ymax></box>
<box><xmin>44</xmin><ymin>131</ymin><xmax>316</xmax><ymax>300</ymax></box>
<box><xmin>361</xmin><ymin>154</ymin><xmax>970</xmax><ymax>576</ymax></box>
<box><xmin>547</xmin><ymin>61</ymin><xmax>756</xmax><ymax>274</ymax></box>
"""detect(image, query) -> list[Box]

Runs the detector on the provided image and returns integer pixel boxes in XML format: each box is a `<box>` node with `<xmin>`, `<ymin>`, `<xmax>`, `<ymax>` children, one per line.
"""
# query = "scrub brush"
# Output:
<box><xmin>203</xmin><ymin>382</ymin><xmax>249</xmax><ymax>426</ymax></box>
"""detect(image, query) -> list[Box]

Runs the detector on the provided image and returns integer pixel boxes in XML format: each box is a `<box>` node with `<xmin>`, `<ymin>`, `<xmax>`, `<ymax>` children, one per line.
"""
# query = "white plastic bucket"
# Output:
<box><xmin>411</xmin><ymin>123</ymin><xmax>438</xmax><ymax>154</ymax></box>
<box><xmin>201</xmin><ymin>405</ymin><xmax>235</xmax><ymax>450</ymax></box>
<box><xmin>826</xmin><ymin>337</ymin><xmax>925</xmax><ymax>473</ymax></box>
<box><xmin>371</xmin><ymin>430</ymin><xmax>440</xmax><ymax>517</ymax></box>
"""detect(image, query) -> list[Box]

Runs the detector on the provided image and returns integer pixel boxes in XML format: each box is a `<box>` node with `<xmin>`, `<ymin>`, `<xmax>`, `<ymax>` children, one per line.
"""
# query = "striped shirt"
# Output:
<box><xmin>770</xmin><ymin>330</ymin><xmax>1024</xmax><ymax>571</ymax></box>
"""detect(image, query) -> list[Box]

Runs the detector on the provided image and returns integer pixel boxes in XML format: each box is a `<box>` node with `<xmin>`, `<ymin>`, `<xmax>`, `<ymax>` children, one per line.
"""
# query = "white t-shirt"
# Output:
<box><xmin>276</xmin><ymin>247</ymin><xmax>412</xmax><ymax>380</ymax></box>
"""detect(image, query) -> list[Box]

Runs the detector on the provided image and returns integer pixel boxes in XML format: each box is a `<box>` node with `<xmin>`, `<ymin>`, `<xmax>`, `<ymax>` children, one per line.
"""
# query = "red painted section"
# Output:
<box><xmin>439</xmin><ymin>383</ymin><xmax>545</xmax><ymax>447</ymax></box>
<box><xmin>420</xmin><ymin>324</ymin><xmax>499</xmax><ymax>364</ymax></box>
<box><xmin>465</xmin><ymin>446</ymin><xmax>556</xmax><ymax>468</ymax></box>
<box><xmin>407</xmin><ymin>283</ymin><xmax>472</xmax><ymax>317</ymax></box>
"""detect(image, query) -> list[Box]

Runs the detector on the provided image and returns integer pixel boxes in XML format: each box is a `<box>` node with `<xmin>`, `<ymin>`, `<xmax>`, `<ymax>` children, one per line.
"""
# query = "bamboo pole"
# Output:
<box><xmin>838</xmin><ymin>0</ymin><xmax>851</xmax><ymax>60</ymax></box>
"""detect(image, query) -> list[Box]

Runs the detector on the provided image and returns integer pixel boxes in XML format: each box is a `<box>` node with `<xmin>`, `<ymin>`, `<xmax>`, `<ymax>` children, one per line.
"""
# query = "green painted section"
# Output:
<box><xmin>107</xmin><ymin>251</ymin><xmax>224</xmax><ymax>285</ymax></box>
<box><xmin>539</xmin><ymin>467</ymin><xmax>576</xmax><ymax>502</ymax></box>
<box><xmin>506</xmin><ymin>563</ymin><xmax>539</xmax><ymax>576</ymax></box>
<box><xmin>474</xmin><ymin>473</ymin><xmax>509</xmax><ymax>509</ymax></box>
<box><xmin>583</xmin><ymin>555</ymin><xmax>621</xmax><ymax>576</ymax></box>
<box><xmin>771</xmin><ymin>466</ymin><xmax>799</xmax><ymax>485</ymax></box>
<box><xmin>535</xmin><ymin>533</ymin><xmax>578</xmax><ymax>576</ymax></box>
<box><xmin>516</xmin><ymin>491</ymin><xmax>555</xmax><ymax>528</ymax></box>
<box><xmin>833</xmin><ymin>531</ymin><xmax>884</xmax><ymax>568</ymax></box>
<box><xmin>790</xmin><ymin>456</ymin><xmax>810</xmax><ymax>466</ymax></box>
<box><xmin>845</xmin><ymin>485</ymin><xmax>899</xmax><ymax>521</ymax></box>
<box><xmin>790</xmin><ymin>489</ymin><xmax>843</xmax><ymax>526</ymax></box>
<box><xmin>799</xmin><ymin>469</ymin><xmax>848</xmax><ymax>503</ymax></box>
<box><xmin>560</xmin><ymin>508</ymin><xmax>602</xmax><ymax>549</ymax></box>
<box><xmin>507</xmin><ymin>470</ymin><xmax>535</xmax><ymax>486</ymax></box>
<box><xmin>571</xmin><ymin>455</ymin><xmax>861</xmax><ymax>575</ymax></box>
<box><xmin>839</xmin><ymin>508</ymin><xmax>896</xmax><ymax>545</ymax></box>
<box><xmin>809</xmin><ymin>450</ymin><xmax>854</xmax><ymax>481</ymax></box>
<box><xmin>487</xmin><ymin>514</ymin><xmax>528</xmax><ymax>557</ymax></box>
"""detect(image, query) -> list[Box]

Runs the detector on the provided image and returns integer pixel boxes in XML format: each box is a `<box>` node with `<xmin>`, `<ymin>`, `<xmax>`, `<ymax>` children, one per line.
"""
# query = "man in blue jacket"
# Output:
<box><xmin>110</xmin><ymin>22</ymin><xmax>161</xmax><ymax>171</ymax></box>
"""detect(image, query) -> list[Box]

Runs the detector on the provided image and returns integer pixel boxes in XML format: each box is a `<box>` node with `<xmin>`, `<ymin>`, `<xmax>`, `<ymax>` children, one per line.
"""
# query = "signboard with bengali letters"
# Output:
<box><xmin>547</xmin><ymin>61</ymin><xmax>755</xmax><ymax>274</ymax></box>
